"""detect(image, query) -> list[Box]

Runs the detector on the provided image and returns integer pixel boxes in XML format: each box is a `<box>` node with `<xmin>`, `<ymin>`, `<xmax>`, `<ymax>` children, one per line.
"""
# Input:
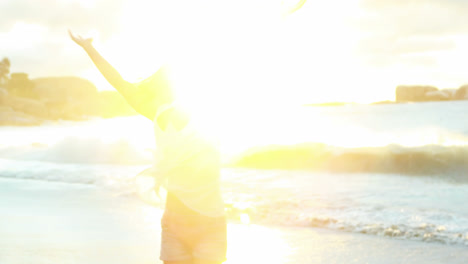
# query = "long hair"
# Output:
<box><xmin>136</xmin><ymin>65</ymin><xmax>174</xmax><ymax>105</ymax></box>
<box><xmin>128</xmin><ymin>65</ymin><xmax>175</xmax><ymax>119</ymax></box>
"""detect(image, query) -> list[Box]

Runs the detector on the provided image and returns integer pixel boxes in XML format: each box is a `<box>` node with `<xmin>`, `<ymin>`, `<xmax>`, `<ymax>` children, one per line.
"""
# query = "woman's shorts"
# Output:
<box><xmin>160</xmin><ymin>197</ymin><xmax>227</xmax><ymax>262</ymax></box>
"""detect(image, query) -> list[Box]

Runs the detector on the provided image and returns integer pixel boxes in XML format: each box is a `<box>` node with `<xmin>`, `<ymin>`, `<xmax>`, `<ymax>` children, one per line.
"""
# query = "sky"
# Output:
<box><xmin>2</xmin><ymin>0</ymin><xmax>468</xmax><ymax>104</ymax></box>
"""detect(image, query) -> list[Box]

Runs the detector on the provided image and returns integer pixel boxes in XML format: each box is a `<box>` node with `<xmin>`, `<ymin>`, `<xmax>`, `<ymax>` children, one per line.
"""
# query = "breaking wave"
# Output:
<box><xmin>233</xmin><ymin>143</ymin><xmax>468</xmax><ymax>178</ymax></box>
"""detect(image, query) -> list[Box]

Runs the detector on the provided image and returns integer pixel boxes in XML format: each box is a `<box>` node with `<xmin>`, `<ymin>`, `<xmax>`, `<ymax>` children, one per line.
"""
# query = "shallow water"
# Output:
<box><xmin>1</xmin><ymin>102</ymin><xmax>468</xmax><ymax>247</ymax></box>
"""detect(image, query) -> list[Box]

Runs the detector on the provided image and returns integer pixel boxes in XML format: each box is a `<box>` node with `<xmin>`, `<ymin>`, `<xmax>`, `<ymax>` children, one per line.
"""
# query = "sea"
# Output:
<box><xmin>1</xmin><ymin>100</ymin><xmax>467</xmax><ymax>250</ymax></box>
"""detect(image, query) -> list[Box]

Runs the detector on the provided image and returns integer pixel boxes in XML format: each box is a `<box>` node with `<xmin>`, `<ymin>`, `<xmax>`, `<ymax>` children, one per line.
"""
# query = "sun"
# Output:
<box><xmin>84</xmin><ymin>0</ymin><xmax>402</xmax><ymax>105</ymax></box>
<box><xmin>91</xmin><ymin>0</ymin><xmax>391</xmax><ymax>111</ymax></box>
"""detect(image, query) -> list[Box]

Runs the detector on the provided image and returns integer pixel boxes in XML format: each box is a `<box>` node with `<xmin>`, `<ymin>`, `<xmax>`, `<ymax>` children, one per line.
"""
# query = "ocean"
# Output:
<box><xmin>1</xmin><ymin>100</ymin><xmax>468</xmax><ymax>260</ymax></box>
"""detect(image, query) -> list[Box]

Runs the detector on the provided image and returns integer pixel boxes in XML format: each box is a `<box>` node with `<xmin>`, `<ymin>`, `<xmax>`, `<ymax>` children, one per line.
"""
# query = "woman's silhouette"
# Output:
<box><xmin>69</xmin><ymin>2</ymin><xmax>307</xmax><ymax>263</ymax></box>
<box><xmin>69</xmin><ymin>30</ymin><xmax>227</xmax><ymax>264</ymax></box>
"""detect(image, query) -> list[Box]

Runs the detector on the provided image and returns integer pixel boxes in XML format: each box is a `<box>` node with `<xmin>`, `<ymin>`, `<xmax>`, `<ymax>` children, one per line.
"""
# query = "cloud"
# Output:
<box><xmin>3</xmin><ymin>0</ymin><xmax>468</xmax><ymax>100</ymax></box>
<box><xmin>355</xmin><ymin>0</ymin><xmax>468</xmax><ymax>67</ymax></box>
<box><xmin>0</xmin><ymin>0</ymin><xmax>127</xmax><ymax>79</ymax></box>
<box><xmin>356</xmin><ymin>35</ymin><xmax>456</xmax><ymax>67</ymax></box>
<box><xmin>358</xmin><ymin>0</ymin><xmax>468</xmax><ymax>37</ymax></box>
<box><xmin>0</xmin><ymin>0</ymin><xmax>125</xmax><ymax>38</ymax></box>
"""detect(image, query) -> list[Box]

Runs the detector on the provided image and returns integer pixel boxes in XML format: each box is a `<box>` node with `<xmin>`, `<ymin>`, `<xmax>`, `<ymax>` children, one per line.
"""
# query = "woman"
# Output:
<box><xmin>69</xmin><ymin>30</ymin><xmax>227</xmax><ymax>264</ymax></box>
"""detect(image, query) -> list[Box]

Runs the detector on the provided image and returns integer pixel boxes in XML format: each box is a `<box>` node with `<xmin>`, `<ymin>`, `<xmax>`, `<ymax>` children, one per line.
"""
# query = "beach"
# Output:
<box><xmin>1</xmin><ymin>177</ymin><xmax>467</xmax><ymax>264</ymax></box>
<box><xmin>4</xmin><ymin>0</ymin><xmax>468</xmax><ymax>262</ymax></box>
<box><xmin>1</xmin><ymin>103</ymin><xmax>468</xmax><ymax>263</ymax></box>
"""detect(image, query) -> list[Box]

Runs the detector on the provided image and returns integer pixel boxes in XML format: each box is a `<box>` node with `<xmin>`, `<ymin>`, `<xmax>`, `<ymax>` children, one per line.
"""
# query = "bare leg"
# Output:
<box><xmin>164</xmin><ymin>261</ymin><xmax>193</xmax><ymax>264</ymax></box>
<box><xmin>193</xmin><ymin>260</ymin><xmax>224</xmax><ymax>264</ymax></box>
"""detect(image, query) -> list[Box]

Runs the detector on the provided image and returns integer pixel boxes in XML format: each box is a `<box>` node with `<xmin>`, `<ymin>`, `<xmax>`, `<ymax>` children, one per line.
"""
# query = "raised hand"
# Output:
<box><xmin>282</xmin><ymin>0</ymin><xmax>307</xmax><ymax>16</ymax></box>
<box><xmin>68</xmin><ymin>29</ymin><xmax>93</xmax><ymax>50</ymax></box>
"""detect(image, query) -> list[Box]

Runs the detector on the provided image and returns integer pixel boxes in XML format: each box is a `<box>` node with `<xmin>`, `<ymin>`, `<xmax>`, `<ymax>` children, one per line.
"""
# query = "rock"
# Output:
<box><xmin>0</xmin><ymin>106</ymin><xmax>43</xmax><ymax>126</ymax></box>
<box><xmin>7</xmin><ymin>73</ymin><xmax>36</xmax><ymax>98</ymax></box>
<box><xmin>32</xmin><ymin>77</ymin><xmax>98</xmax><ymax>102</ymax></box>
<box><xmin>0</xmin><ymin>58</ymin><xmax>10</xmax><ymax>85</ymax></box>
<box><xmin>0</xmin><ymin>88</ymin><xmax>8</xmax><ymax>101</ymax></box>
<box><xmin>1</xmin><ymin>92</ymin><xmax>49</xmax><ymax>118</ymax></box>
<box><xmin>441</xmin><ymin>88</ymin><xmax>457</xmax><ymax>99</ymax></box>
<box><xmin>454</xmin><ymin>85</ymin><xmax>468</xmax><ymax>100</ymax></box>
<box><xmin>396</xmin><ymin>85</ymin><xmax>438</xmax><ymax>102</ymax></box>
<box><xmin>0</xmin><ymin>76</ymin><xmax>137</xmax><ymax>124</ymax></box>
<box><xmin>31</xmin><ymin>77</ymin><xmax>103</xmax><ymax>120</ymax></box>
<box><xmin>425</xmin><ymin>90</ymin><xmax>450</xmax><ymax>101</ymax></box>
<box><xmin>0</xmin><ymin>89</ymin><xmax>45</xmax><ymax>125</ymax></box>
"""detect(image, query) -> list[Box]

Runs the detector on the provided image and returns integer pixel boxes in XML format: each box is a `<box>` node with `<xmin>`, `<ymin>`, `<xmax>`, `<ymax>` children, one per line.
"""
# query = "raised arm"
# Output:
<box><xmin>68</xmin><ymin>30</ymin><xmax>134</xmax><ymax>98</ymax></box>
<box><xmin>69</xmin><ymin>30</ymin><xmax>166</xmax><ymax>120</ymax></box>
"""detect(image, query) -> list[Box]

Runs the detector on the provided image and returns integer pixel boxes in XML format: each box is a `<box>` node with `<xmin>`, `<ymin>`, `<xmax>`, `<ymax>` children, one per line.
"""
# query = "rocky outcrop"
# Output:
<box><xmin>395</xmin><ymin>85</ymin><xmax>438</xmax><ymax>102</ymax></box>
<box><xmin>424</xmin><ymin>90</ymin><xmax>451</xmax><ymax>101</ymax></box>
<box><xmin>0</xmin><ymin>75</ymin><xmax>137</xmax><ymax>126</ymax></box>
<box><xmin>0</xmin><ymin>58</ymin><xmax>10</xmax><ymax>85</ymax></box>
<box><xmin>31</xmin><ymin>77</ymin><xmax>135</xmax><ymax>120</ymax></box>
<box><xmin>32</xmin><ymin>77</ymin><xmax>98</xmax><ymax>102</ymax></box>
<box><xmin>454</xmin><ymin>85</ymin><xmax>468</xmax><ymax>100</ymax></box>
<box><xmin>396</xmin><ymin>85</ymin><xmax>468</xmax><ymax>102</ymax></box>
<box><xmin>0</xmin><ymin>88</ymin><xmax>48</xmax><ymax>118</ymax></box>
<box><xmin>0</xmin><ymin>105</ymin><xmax>43</xmax><ymax>126</ymax></box>
<box><xmin>0</xmin><ymin>87</ymin><xmax>7</xmax><ymax>101</ymax></box>
<box><xmin>8</xmin><ymin>73</ymin><xmax>36</xmax><ymax>98</ymax></box>
<box><xmin>441</xmin><ymin>88</ymin><xmax>457</xmax><ymax>98</ymax></box>
<box><xmin>0</xmin><ymin>87</ymin><xmax>45</xmax><ymax>125</ymax></box>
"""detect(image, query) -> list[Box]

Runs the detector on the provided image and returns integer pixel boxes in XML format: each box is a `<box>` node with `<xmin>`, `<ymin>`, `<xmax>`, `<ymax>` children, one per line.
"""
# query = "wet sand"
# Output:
<box><xmin>1</xmin><ymin>178</ymin><xmax>467</xmax><ymax>264</ymax></box>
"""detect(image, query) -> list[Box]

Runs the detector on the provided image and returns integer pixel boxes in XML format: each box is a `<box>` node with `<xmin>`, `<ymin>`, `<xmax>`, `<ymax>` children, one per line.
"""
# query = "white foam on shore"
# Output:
<box><xmin>1</xmin><ymin>159</ymin><xmax>468</xmax><ymax>247</ymax></box>
<box><xmin>221</xmin><ymin>169</ymin><xmax>468</xmax><ymax>247</ymax></box>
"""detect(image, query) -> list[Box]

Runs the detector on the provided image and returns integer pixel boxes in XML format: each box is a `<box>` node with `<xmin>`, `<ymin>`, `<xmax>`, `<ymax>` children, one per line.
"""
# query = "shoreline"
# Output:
<box><xmin>1</xmin><ymin>177</ymin><xmax>468</xmax><ymax>264</ymax></box>
<box><xmin>3</xmin><ymin>99</ymin><xmax>468</xmax><ymax>127</ymax></box>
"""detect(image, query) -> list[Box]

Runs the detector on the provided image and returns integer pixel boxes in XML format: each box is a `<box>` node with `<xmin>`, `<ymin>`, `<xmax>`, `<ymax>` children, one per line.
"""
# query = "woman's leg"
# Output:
<box><xmin>193</xmin><ymin>260</ymin><xmax>223</xmax><ymax>264</ymax></box>
<box><xmin>164</xmin><ymin>261</ymin><xmax>193</xmax><ymax>264</ymax></box>
<box><xmin>163</xmin><ymin>193</ymin><xmax>226</xmax><ymax>264</ymax></box>
<box><xmin>192</xmin><ymin>217</ymin><xmax>227</xmax><ymax>264</ymax></box>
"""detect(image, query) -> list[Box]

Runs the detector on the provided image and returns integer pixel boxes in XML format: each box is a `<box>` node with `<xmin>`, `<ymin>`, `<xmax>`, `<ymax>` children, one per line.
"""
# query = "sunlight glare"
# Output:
<box><xmin>62</xmin><ymin>0</ymin><xmax>95</xmax><ymax>9</ymax></box>
<box><xmin>225</xmin><ymin>225</ymin><xmax>290</xmax><ymax>264</ymax></box>
<box><xmin>240</xmin><ymin>213</ymin><xmax>251</xmax><ymax>225</ymax></box>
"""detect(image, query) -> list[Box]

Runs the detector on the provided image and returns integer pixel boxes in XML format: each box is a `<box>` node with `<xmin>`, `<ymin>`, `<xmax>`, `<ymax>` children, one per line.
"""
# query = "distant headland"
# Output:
<box><xmin>0</xmin><ymin>57</ymin><xmax>135</xmax><ymax>126</ymax></box>
<box><xmin>305</xmin><ymin>85</ymin><xmax>468</xmax><ymax>107</ymax></box>
<box><xmin>2</xmin><ymin>57</ymin><xmax>468</xmax><ymax>126</ymax></box>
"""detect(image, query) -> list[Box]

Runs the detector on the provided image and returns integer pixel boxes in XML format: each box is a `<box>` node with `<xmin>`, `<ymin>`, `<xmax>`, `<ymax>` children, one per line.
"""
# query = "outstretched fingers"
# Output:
<box><xmin>68</xmin><ymin>29</ymin><xmax>93</xmax><ymax>48</ymax></box>
<box><xmin>68</xmin><ymin>29</ymin><xmax>83</xmax><ymax>45</ymax></box>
